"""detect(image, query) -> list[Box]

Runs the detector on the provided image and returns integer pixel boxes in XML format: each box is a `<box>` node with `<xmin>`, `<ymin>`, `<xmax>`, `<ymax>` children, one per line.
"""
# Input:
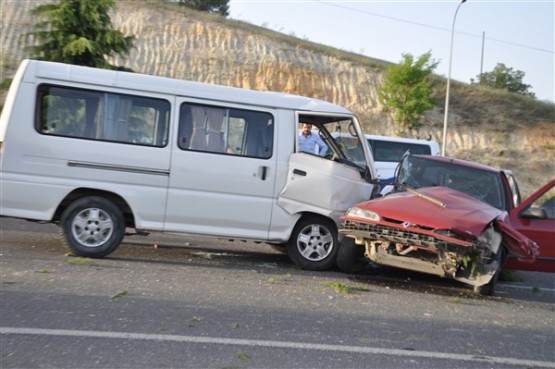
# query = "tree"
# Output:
<box><xmin>27</xmin><ymin>0</ymin><xmax>135</xmax><ymax>71</ymax></box>
<box><xmin>472</xmin><ymin>63</ymin><xmax>535</xmax><ymax>98</ymax></box>
<box><xmin>178</xmin><ymin>0</ymin><xmax>230</xmax><ymax>16</ymax></box>
<box><xmin>378</xmin><ymin>51</ymin><xmax>439</xmax><ymax>131</ymax></box>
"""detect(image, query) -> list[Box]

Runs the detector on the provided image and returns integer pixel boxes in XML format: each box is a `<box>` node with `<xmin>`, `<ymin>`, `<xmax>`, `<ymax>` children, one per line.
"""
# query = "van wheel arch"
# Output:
<box><xmin>54</xmin><ymin>189</ymin><xmax>134</xmax><ymax>228</ymax></box>
<box><xmin>286</xmin><ymin>213</ymin><xmax>339</xmax><ymax>271</ymax></box>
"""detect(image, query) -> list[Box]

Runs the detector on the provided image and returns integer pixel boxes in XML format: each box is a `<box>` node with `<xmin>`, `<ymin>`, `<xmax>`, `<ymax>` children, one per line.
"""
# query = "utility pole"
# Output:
<box><xmin>480</xmin><ymin>31</ymin><xmax>485</xmax><ymax>81</ymax></box>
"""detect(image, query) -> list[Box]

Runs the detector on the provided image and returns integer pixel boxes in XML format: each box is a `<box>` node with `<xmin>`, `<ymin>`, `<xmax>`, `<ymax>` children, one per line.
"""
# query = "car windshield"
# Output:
<box><xmin>398</xmin><ymin>156</ymin><xmax>506</xmax><ymax>210</ymax></box>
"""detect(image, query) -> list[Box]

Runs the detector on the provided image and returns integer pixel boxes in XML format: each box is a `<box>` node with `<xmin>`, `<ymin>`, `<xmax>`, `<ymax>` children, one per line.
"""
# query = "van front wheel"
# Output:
<box><xmin>61</xmin><ymin>196</ymin><xmax>125</xmax><ymax>258</ymax></box>
<box><xmin>286</xmin><ymin>216</ymin><xmax>338</xmax><ymax>271</ymax></box>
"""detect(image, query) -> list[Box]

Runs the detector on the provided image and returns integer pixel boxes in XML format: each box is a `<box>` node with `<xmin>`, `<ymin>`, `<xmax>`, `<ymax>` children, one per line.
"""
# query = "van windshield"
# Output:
<box><xmin>323</xmin><ymin>120</ymin><xmax>366</xmax><ymax>168</ymax></box>
<box><xmin>297</xmin><ymin>116</ymin><xmax>371</xmax><ymax>176</ymax></box>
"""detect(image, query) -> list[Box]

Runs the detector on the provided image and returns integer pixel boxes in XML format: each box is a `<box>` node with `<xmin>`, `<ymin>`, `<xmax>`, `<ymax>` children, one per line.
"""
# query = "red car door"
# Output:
<box><xmin>505</xmin><ymin>179</ymin><xmax>555</xmax><ymax>273</ymax></box>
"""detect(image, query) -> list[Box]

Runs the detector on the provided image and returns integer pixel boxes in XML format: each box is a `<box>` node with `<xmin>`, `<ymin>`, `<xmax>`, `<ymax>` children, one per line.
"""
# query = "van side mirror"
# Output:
<box><xmin>520</xmin><ymin>207</ymin><xmax>547</xmax><ymax>219</ymax></box>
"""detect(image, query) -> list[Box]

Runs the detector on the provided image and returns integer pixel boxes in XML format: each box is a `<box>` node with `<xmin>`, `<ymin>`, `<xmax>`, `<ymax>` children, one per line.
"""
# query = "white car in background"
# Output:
<box><xmin>365</xmin><ymin>135</ymin><xmax>440</xmax><ymax>185</ymax></box>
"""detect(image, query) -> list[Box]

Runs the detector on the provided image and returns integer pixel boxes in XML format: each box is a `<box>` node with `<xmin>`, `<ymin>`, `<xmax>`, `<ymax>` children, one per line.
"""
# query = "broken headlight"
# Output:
<box><xmin>346</xmin><ymin>207</ymin><xmax>380</xmax><ymax>222</ymax></box>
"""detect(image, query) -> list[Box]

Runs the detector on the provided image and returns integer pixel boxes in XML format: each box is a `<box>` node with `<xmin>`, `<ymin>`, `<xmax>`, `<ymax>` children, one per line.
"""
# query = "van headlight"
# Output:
<box><xmin>346</xmin><ymin>207</ymin><xmax>380</xmax><ymax>222</ymax></box>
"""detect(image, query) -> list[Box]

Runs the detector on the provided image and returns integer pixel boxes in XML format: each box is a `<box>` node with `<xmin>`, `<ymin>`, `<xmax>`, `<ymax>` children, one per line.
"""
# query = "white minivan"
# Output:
<box><xmin>0</xmin><ymin>59</ymin><xmax>378</xmax><ymax>271</ymax></box>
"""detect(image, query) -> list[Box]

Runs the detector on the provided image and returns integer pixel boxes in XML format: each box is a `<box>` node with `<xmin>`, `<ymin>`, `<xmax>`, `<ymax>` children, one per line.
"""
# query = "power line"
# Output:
<box><xmin>314</xmin><ymin>0</ymin><xmax>554</xmax><ymax>54</ymax></box>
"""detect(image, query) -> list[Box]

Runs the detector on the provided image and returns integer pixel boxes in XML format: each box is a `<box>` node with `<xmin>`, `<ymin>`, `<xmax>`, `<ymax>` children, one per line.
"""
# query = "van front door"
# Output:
<box><xmin>165</xmin><ymin>101</ymin><xmax>277</xmax><ymax>239</ymax></box>
<box><xmin>278</xmin><ymin>118</ymin><xmax>375</xmax><ymax>224</ymax></box>
<box><xmin>278</xmin><ymin>153</ymin><xmax>373</xmax><ymax>222</ymax></box>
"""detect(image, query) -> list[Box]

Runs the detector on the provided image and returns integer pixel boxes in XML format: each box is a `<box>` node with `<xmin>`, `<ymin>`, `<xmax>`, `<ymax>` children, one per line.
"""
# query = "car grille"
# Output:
<box><xmin>341</xmin><ymin>220</ymin><xmax>471</xmax><ymax>252</ymax></box>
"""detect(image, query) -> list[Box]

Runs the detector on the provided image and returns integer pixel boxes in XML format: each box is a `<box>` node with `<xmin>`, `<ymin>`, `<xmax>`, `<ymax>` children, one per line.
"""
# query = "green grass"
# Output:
<box><xmin>266</xmin><ymin>273</ymin><xmax>292</xmax><ymax>285</ymax></box>
<box><xmin>446</xmin><ymin>297</ymin><xmax>463</xmax><ymax>304</ymax></box>
<box><xmin>235</xmin><ymin>351</ymin><xmax>251</xmax><ymax>362</ymax></box>
<box><xmin>110</xmin><ymin>290</ymin><xmax>128</xmax><ymax>300</ymax></box>
<box><xmin>324</xmin><ymin>281</ymin><xmax>370</xmax><ymax>294</ymax></box>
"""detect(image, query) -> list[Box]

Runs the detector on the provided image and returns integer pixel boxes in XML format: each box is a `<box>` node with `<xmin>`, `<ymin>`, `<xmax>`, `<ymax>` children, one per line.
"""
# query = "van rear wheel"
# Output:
<box><xmin>286</xmin><ymin>215</ymin><xmax>338</xmax><ymax>271</ymax></box>
<box><xmin>61</xmin><ymin>196</ymin><xmax>125</xmax><ymax>258</ymax></box>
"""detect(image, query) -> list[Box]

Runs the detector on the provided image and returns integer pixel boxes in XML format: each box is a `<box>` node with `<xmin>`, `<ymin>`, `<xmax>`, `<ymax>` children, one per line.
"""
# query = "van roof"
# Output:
<box><xmin>23</xmin><ymin>59</ymin><xmax>352</xmax><ymax>114</ymax></box>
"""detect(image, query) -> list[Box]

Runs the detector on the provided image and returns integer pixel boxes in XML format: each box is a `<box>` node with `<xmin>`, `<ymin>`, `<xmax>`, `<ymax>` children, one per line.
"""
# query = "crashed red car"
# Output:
<box><xmin>505</xmin><ymin>179</ymin><xmax>555</xmax><ymax>273</ymax></box>
<box><xmin>337</xmin><ymin>155</ymin><xmax>540</xmax><ymax>295</ymax></box>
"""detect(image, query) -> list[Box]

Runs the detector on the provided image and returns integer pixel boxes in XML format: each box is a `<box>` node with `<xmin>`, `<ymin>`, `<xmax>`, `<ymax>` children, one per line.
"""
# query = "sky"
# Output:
<box><xmin>228</xmin><ymin>0</ymin><xmax>555</xmax><ymax>103</ymax></box>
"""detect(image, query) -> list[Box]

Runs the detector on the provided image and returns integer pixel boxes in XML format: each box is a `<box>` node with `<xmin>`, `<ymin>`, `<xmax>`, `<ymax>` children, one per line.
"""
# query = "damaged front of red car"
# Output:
<box><xmin>339</xmin><ymin>186</ymin><xmax>539</xmax><ymax>295</ymax></box>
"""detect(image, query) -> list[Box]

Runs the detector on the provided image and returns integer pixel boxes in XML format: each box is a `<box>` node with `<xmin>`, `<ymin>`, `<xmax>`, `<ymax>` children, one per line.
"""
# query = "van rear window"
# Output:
<box><xmin>36</xmin><ymin>85</ymin><xmax>170</xmax><ymax>147</ymax></box>
<box><xmin>369</xmin><ymin>139</ymin><xmax>432</xmax><ymax>162</ymax></box>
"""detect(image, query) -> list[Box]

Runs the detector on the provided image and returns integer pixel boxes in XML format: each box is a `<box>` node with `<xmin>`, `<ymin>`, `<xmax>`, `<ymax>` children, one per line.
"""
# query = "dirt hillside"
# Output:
<box><xmin>1</xmin><ymin>0</ymin><xmax>554</xmax><ymax>197</ymax></box>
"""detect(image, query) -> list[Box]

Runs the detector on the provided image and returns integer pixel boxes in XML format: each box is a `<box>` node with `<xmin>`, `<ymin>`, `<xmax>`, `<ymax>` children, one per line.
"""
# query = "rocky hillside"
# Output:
<box><xmin>2</xmin><ymin>0</ymin><xmax>554</xmax><ymax>196</ymax></box>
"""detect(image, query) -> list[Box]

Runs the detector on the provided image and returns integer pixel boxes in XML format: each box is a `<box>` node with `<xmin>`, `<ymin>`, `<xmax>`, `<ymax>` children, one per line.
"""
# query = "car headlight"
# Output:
<box><xmin>346</xmin><ymin>207</ymin><xmax>380</xmax><ymax>222</ymax></box>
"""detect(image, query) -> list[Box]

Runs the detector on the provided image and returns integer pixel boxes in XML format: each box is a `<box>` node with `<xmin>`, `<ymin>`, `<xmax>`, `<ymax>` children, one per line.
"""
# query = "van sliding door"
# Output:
<box><xmin>165</xmin><ymin>100</ymin><xmax>277</xmax><ymax>239</ymax></box>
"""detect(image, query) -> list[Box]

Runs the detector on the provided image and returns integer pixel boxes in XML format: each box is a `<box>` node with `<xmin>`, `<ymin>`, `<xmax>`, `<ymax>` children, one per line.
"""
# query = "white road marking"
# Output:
<box><xmin>2</xmin><ymin>327</ymin><xmax>554</xmax><ymax>368</ymax></box>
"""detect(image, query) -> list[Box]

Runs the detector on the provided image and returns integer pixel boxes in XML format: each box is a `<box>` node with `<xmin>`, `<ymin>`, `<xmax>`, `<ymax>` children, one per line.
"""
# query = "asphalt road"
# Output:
<box><xmin>1</xmin><ymin>217</ymin><xmax>554</xmax><ymax>369</ymax></box>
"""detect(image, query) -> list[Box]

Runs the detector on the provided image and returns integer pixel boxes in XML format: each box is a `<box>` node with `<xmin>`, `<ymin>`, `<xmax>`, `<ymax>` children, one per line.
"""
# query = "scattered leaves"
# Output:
<box><xmin>324</xmin><ymin>281</ymin><xmax>369</xmax><ymax>294</ymax></box>
<box><xmin>267</xmin><ymin>273</ymin><xmax>292</xmax><ymax>285</ymax></box>
<box><xmin>110</xmin><ymin>290</ymin><xmax>128</xmax><ymax>300</ymax></box>
<box><xmin>235</xmin><ymin>351</ymin><xmax>251</xmax><ymax>362</ymax></box>
<box><xmin>67</xmin><ymin>257</ymin><xmax>95</xmax><ymax>266</ymax></box>
<box><xmin>188</xmin><ymin>316</ymin><xmax>204</xmax><ymax>326</ymax></box>
<box><xmin>447</xmin><ymin>297</ymin><xmax>465</xmax><ymax>304</ymax></box>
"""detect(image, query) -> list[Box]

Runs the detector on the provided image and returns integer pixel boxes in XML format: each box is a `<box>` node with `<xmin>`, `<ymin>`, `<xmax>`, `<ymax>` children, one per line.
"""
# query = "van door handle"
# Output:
<box><xmin>293</xmin><ymin>169</ymin><xmax>307</xmax><ymax>176</ymax></box>
<box><xmin>258</xmin><ymin>166</ymin><xmax>268</xmax><ymax>181</ymax></box>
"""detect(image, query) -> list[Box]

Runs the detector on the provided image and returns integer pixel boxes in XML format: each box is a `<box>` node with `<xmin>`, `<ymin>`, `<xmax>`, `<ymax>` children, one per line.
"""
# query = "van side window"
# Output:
<box><xmin>36</xmin><ymin>85</ymin><xmax>170</xmax><ymax>147</ymax></box>
<box><xmin>179</xmin><ymin>103</ymin><xmax>274</xmax><ymax>159</ymax></box>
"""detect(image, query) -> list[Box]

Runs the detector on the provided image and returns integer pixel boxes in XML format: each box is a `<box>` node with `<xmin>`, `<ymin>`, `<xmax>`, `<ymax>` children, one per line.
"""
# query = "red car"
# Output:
<box><xmin>337</xmin><ymin>155</ymin><xmax>546</xmax><ymax>295</ymax></box>
<box><xmin>505</xmin><ymin>179</ymin><xmax>555</xmax><ymax>273</ymax></box>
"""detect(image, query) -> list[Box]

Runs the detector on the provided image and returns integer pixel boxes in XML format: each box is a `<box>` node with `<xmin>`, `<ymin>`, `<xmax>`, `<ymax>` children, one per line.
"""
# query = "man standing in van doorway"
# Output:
<box><xmin>299</xmin><ymin>123</ymin><xmax>328</xmax><ymax>156</ymax></box>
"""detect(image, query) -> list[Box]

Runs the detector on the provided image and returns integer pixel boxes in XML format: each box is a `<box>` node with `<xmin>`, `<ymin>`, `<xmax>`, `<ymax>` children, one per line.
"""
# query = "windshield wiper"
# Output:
<box><xmin>370</xmin><ymin>179</ymin><xmax>446</xmax><ymax>208</ymax></box>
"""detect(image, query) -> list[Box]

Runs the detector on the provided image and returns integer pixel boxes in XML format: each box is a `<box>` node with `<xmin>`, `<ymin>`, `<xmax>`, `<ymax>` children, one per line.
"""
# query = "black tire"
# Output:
<box><xmin>286</xmin><ymin>215</ymin><xmax>338</xmax><ymax>271</ymax></box>
<box><xmin>336</xmin><ymin>237</ymin><xmax>367</xmax><ymax>274</ymax></box>
<box><xmin>474</xmin><ymin>247</ymin><xmax>505</xmax><ymax>296</ymax></box>
<box><xmin>61</xmin><ymin>196</ymin><xmax>125</xmax><ymax>258</ymax></box>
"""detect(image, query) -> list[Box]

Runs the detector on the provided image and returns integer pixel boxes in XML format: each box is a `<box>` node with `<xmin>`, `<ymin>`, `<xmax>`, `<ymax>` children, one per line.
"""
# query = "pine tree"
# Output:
<box><xmin>28</xmin><ymin>0</ymin><xmax>135</xmax><ymax>71</ymax></box>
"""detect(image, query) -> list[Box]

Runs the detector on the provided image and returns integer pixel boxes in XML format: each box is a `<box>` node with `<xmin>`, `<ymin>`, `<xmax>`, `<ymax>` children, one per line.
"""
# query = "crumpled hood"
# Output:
<box><xmin>351</xmin><ymin>186</ymin><xmax>504</xmax><ymax>238</ymax></box>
